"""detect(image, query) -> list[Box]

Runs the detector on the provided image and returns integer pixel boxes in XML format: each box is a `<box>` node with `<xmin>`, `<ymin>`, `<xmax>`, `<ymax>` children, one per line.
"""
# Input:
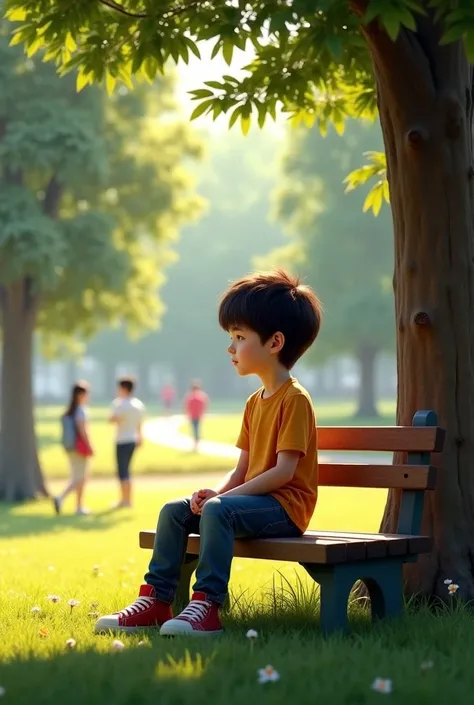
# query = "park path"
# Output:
<box><xmin>142</xmin><ymin>414</ymin><xmax>390</xmax><ymax>465</ymax></box>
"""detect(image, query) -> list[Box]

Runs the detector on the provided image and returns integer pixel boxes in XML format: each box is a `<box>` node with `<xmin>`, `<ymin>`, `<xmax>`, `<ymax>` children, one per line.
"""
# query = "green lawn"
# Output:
<box><xmin>0</xmin><ymin>478</ymin><xmax>472</xmax><ymax>705</ymax></box>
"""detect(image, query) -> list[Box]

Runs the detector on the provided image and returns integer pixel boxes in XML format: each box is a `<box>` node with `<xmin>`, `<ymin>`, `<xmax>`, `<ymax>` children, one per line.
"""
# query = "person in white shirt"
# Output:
<box><xmin>109</xmin><ymin>377</ymin><xmax>145</xmax><ymax>508</ymax></box>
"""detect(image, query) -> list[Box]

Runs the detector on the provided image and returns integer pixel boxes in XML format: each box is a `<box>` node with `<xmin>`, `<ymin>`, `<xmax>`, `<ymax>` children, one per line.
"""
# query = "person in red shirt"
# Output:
<box><xmin>184</xmin><ymin>380</ymin><xmax>209</xmax><ymax>452</ymax></box>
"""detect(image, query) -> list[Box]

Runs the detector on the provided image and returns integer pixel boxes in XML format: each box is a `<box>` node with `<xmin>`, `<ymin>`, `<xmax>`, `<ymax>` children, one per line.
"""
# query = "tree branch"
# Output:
<box><xmin>98</xmin><ymin>0</ymin><xmax>206</xmax><ymax>21</ymax></box>
<box><xmin>98</xmin><ymin>0</ymin><xmax>149</xmax><ymax>19</ymax></box>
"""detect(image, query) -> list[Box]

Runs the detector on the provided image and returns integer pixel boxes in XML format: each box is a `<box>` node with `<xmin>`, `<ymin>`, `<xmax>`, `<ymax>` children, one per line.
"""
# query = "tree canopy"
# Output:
<box><xmin>0</xmin><ymin>24</ymin><xmax>203</xmax><ymax>352</ymax></box>
<box><xmin>5</xmin><ymin>1</ymin><xmax>474</xmax><ymax>136</ymax></box>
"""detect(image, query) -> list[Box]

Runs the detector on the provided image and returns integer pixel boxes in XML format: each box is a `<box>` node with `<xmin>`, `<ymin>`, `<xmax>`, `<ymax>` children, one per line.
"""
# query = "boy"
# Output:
<box><xmin>184</xmin><ymin>380</ymin><xmax>209</xmax><ymax>452</ymax></box>
<box><xmin>96</xmin><ymin>269</ymin><xmax>321</xmax><ymax>636</ymax></box>
<box><xmin>109</xmin><ymin>377</ymin><xmax>145</xmax><ymax>509</ymax></box>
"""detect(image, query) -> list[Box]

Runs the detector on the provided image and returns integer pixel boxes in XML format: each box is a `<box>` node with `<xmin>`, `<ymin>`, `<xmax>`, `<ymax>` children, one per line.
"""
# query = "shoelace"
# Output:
<box><xmin>120</xmin><ymin>596</ymin><xmax>154</xmax><ymax>617</ymax></box>
<box><xmin>178</xmin><ymin>600</ymin><xmax>210</xmax><ymax>622</ymax></box>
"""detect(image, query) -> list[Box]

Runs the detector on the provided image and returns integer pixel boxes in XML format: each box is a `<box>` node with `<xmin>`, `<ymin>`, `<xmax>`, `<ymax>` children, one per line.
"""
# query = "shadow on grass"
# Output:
<box><xmin>0</xmin><ymin>502</ymin><xmax>135</xmax><ymax>540</ymax></box>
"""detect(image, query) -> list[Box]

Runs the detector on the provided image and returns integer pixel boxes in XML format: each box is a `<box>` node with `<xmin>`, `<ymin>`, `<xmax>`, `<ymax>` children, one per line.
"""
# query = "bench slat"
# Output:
<box><xmin>139</xmin><ymin>530</ymin><xmax>432</xmax><ymax>564</ymax></box>
<box><xmin>305</xmin><ymin>530</ymin><xmax>430</xmax><ymax>556</ymax></box>
<box><xmin>317</xmin><ymin>426</ymin><xmax>444</xmax><ymax>452</ymax></box>
<box><xmin>319</xmin><ymin>464</ymin><xmax>437</xmax><ymax>489</ymax></box>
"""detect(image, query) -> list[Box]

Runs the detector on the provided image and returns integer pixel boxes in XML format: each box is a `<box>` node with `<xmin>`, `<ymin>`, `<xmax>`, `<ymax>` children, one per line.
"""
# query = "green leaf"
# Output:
<box><xmin>6</xmin><ymin>8</ymin><xmax>27</xmax><ymax>21</ymax></box>
<box><xmin>210</xmin><ymin>39</ymin><xmax>222</xmax><ymax>59</ymax></box>
<box><xmin>363</xmin><ymin>182</ymin><xmax>384</xmax><ymax>216</ymax></box>
<box><xmin>188</xmin><ymin>88</ymin><xmax>214</xmax><ymax>99</ymax></box>
<box><xmin>439</xmin><ymin>25</ymin><xmax>462</xmax><ymax>46</ymax></box>
<box><xmin>256</xmin><ymin>103</ymin><xmax>267</xmax><ymax>128</ymax></box>
<box><xmin>240</xmin><ymin>115</ymin><xmax>251</xmax><ymax>136</ymax></box>
<box><xmin>229</xmin><ymin>105</ymin><xmax>243</xmax><ymax>128</ymax></box>
<box><xmin>76</xmin><ymin>70</ymin><xmax>91</xmax><ymax>92</ymax></box>
<box><xmin>222</xmin><ymin>75</ymin><xmax>239</xmax><ymax>85</ymax></box>
<box><xmin>105</xmin><ymin>71</ymin><xmax>116</xmax><ymax>96</ymax></box>
<box><xmin>382</xmin><ymin>13</ymin><xmax>401</xmax><ymax>42</ymax></box>
<box><xmin>204</xmin><ymin>81</ymin><xmax>224</xmax><ymax>90</ymax></box>
<box><xmin>222</xmin><ymin>40</ymin><xmax>234</xmax><ymax>66</ymax></box>
<box><xmin>144</xmin><ymin>57</ymin><xmax>157</xmax><ymax>82</ymax></box>
<box><xmin>185</xmin><ymin>38</ymin><xmax>201</xmax><ymax>59</ymax></box>
<box><xmin>9</xmin><ymin>30</ymin><xmax>25</xmax><ymax>47</ymax></box>
<box><xmin>190</xmin><ymin>99</ymin><xmax>214</xmax><ymax>120</ymax></box>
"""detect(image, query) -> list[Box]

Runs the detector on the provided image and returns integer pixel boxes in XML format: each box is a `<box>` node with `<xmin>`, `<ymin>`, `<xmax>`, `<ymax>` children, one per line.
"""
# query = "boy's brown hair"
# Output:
<box><xmin>218</xmin><ymin>269</ymin><xmax>322</xmax><ymax>369</ymax></box>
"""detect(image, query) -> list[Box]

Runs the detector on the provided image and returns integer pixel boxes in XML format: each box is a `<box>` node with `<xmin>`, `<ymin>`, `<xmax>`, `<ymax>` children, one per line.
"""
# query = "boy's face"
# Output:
<box><xmin>117</xmin><ymin>385</ymin><xmax>128</xmax><ymax>398</ymax></box>
<box><xmin>227</xmin><ymin>327</ymin><xmax>283</xmax><ymax>376</ymax></box>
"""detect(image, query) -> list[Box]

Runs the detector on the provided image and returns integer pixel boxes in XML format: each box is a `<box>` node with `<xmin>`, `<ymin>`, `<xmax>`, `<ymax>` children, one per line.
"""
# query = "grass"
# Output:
<box><xmin>1</xmin><ymin>478</ymin><xmax>473</xmax><ymax>705</ymax></box>
<box><xmin>37</xmin><ymin>399</ymin><xmax>396</xmax><ymax>480</ymax></box>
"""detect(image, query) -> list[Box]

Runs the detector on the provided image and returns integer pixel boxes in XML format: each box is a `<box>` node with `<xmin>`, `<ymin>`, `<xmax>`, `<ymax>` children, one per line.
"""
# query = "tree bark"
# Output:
<box><xmin>355</xmin><ymin>345</ymin><xmax>379</xmax><ymax>418</ymax></box>
<box><xmin>0</xmin><ymin>279</ymin><xmax>48</xmax><ymax>501</ymax></box>
<box><xmin>362</xmin><ymin>15</ymin><xmax>474</xmax><ymax>598</ymax></box>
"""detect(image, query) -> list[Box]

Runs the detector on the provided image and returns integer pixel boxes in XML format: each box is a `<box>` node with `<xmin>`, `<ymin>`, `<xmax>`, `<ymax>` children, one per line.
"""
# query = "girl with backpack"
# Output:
<box><xmin>53</xmin><ymin>381</ymin><xmax>93</xmax><ymax>516</ymax></box>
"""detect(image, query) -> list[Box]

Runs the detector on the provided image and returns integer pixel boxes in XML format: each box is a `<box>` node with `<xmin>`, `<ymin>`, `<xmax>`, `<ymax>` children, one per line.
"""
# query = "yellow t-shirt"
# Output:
<box><xmin>236</xmin><ymin>377</ymin><xmax>318</xmax><ymax>533</ymax></box>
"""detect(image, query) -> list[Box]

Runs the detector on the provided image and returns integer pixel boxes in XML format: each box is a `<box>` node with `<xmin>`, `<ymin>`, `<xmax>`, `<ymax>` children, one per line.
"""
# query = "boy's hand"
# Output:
<box><xmin>190</xmin><ymin>489</ymin><xmax>217</xmax><ymax>515</ymax></box>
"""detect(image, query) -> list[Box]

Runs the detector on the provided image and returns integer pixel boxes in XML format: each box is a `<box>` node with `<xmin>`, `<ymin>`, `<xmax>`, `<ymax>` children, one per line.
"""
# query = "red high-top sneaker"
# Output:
<box><xmin>94</xmin><ymin>584</ymin><xmax>172</xmax><ymax>633</ymax></box>
<box><xmin>159</xmin><ymin>592</ymin><xmax>223</xmax><ymax>637</ymax></box>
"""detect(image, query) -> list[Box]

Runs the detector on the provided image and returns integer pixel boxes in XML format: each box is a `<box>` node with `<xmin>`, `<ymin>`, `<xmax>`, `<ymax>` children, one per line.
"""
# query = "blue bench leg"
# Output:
<box><xmin>303</xmin><ymin>559</ymin><xmax>405</xmax><ymax>635</ymax></box>
<box><xmin>304</xmin><ymin>565</ymin><xmax>354</xmax><ymax>635</ymax></box>
<box><xmin>362</xmin><ymin>560</ymin><xmax>404</xmax><ymax>621</ymax></box>
<box><xmin>174</xmin><ymin>554</ymin><xmax>198</xmax><ymax>609</ymax></box>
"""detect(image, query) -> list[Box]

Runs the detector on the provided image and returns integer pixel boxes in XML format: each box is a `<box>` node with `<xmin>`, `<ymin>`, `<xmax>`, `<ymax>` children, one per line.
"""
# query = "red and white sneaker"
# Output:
<box><xmin>94</xmin><ymin>584</ymin><xmax>172</xmax><ymax>634</ymax></box>
<box><xmin>159</xmin><ymin>592</ymin><xmax>223</xmax><ymax>637</ymax></box>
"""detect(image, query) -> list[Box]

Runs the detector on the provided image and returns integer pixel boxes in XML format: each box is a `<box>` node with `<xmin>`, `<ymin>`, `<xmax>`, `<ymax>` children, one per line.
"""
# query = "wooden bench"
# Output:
<box><xmin>139</xmin><ymin>410</ymin><xmax>445</xmax><ymax>635</ymax></box>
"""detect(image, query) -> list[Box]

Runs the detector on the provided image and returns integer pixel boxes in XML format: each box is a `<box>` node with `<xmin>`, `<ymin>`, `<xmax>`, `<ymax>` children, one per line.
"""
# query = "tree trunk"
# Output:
<box><xmin>0</xmin><ymin>279</ymin><xmax>48</xmax><ymax>501</ymax></box>
<box><xmin>362</xmin><ymin>15</ymin><xmax>474</xmax><ymax>598</ymax></box>
<box><xmin>355</xmin><ymin>345</ymin><xmax>379</xmax><ymax>418</ymax></box>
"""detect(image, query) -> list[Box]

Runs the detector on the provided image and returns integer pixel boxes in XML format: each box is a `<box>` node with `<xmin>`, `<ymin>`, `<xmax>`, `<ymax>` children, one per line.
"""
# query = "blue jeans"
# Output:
<box><xmin>144</xmin><ymin>495</ymin><xmax>302</xmax><ymax>605</ymax></box>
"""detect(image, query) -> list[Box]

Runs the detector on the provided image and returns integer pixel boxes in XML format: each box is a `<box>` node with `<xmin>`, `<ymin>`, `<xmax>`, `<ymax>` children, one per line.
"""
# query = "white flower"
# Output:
<box><xmin>66</xmin><ymin>638</ymin><xmax>76</xmax><ymax>649</ymax></box>
<box><xmin>258</xmin><ymin>665</ymin><xmax>280</xmax><ymax>684</ymax></box>
<box><xmin>92</xmin><ymin>565</ymin><xmax>100</xmax><ymax>572</ymax></box>
<box><xmin>444</xmin><ymin>578</ymin><xmax>452</xmax><ymax>585</ymax></box>
<box><xmin>420</xmin><ymin>660</ymin><xmax>434</xmax><ymax>670</ymax></box>
<box><xmin>246</xmin><ymin>629</ymin><xmax>258</xmax><ymax>639</ymax></box>
<box><xmin>0</xmin><ymin>686</ymin><xmax>5</xmax><ymax>697</ymax></box>
<box><xmin>31</xmin><ymin>606</ymin><xmax>41</xmax><ymax>614</ymax></box>
<box><xmin>371</xmin><ymin>678</ymin><xmax>393</xmax><ymax>694</ymax></box>
<box><xmin>48</xmin><ymin>565</ymin><xmax>55</xmax><ymax>571</ymax></box>
<box><xmin>67</xmin><ymin>599</ymin><xmax>80</xmax><ymax>608</ymax></box>
<box><xmin>47</xmin><ymin>595</ymin><xmax>61</xmax><ymax>603</ymax></box>
<box><xmin>448</xmin><ymin>583</ymin><xmax>459</xmax><ymax>595</ymax></box>
<box><xmin>112</xmin><ymin>640</ymin><xmax>125</xmax><ymax>651</ymax></box>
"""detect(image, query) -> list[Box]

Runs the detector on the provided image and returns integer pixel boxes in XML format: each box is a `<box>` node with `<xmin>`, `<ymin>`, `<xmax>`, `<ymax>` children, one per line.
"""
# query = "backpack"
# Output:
<box><xmin>61</xmin><ymin>414</ymin><xmax>77</xmax><ymax>451</ymax></box>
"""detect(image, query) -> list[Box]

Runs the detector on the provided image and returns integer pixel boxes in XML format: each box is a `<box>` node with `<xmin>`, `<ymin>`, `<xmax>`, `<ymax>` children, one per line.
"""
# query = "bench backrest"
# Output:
<box><xmin>317</xmin><ymin>410</ymin><xmax>445</xmax><ymax>535</ymax></box>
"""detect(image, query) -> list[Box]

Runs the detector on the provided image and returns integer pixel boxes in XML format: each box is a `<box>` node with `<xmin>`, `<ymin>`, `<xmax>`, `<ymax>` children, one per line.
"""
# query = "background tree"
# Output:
<box><xmin>87</xmin><ymin>129</ymin><xmax>286</xmax><ymax>400</ymax></box>
<box><xmin>0</xmin><ymin>25</ymin><xmax>202</xmax><ymax>501</ymax></box>
<box><xmin>262</xmin><ymin>119</ymin><xmax>394</xmax><ymax>417</ymax></box>
<box><xmin>6</xmin><ymin>0</ymin><xmax>474</xmax><ymax>598</ymax></box>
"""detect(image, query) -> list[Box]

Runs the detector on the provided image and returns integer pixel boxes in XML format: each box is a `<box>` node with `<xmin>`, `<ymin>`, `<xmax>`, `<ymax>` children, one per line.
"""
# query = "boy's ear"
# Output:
<box><xmin>270</xmin><ymin>331</ymin><xmax>285</xmax><ymax>355</ymax></box>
